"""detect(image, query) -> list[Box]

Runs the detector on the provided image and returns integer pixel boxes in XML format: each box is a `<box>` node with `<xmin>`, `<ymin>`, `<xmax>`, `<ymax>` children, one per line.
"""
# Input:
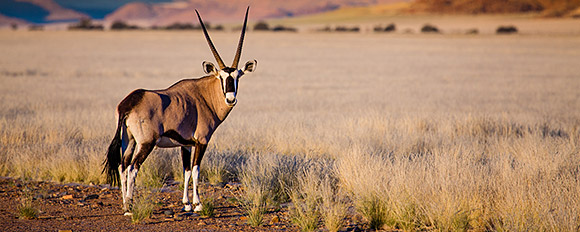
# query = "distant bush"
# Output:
<box><xmin>374</xmin><ymin>23</ymin><xmax>396</xmax><ymax>32</ymax></box>
<box><xmin>466</xmin><ymin>28</ymin><xmax>479</xmax><ymax>34</ymax></box>
<box><xmin>272</xmin><ymin>25</ymin><xmax>297</xmax><ymax>32</ymax></box>
<box><xmin>316</xmin><ymin>26</ymin><xmax>332</xmax><ymax>32</ymax></box>
<box><xmin>155</xmin><ymin>22</ymin><xmax>222</xmax><ymax>31</ymax></box>
<box><xmin>316</xmin><ymin>25</ymin><xmax>361</xmax><ymax>33</ymax></box>
<box><xmin>496</xmin><ymin>25</ymin><xmax>518</xmax><ymax>34</ymax></box>
<box><xmin>335</xmin><ymin>26</ymin><xmax>360</xmax><ymax>32</ymax></box>
<box><xmin>28</xmin><ymin>25</ymin><xmax>44</xmax><ymax>31</ymax></box>
<box><xmin>68</xmin><ymin>18</ymin><xmax>103</xmax><ymax>30</ymax></box>
<box><xmin>254</xmin><ymin>21</ymin><xmax>270</xmax><ymax>31</ymax></box>
<box><xmin>213</xmin><ymin>24</ymin><xmax>224</xmax><ymax>31</ymax></box>
<box><xmin>421</xmin><ymin>24</ymin><xmax>440</xmax><ymax>33</ymax></box>
<box><xmin>110</xmin><ymin>20</ymin><xmax>140</xmax><ymax>30</ymax></box>
<box><xmin>164</xmin><ymin>22</ymin><xmax>198</xmax><ymax>30</ymax></box>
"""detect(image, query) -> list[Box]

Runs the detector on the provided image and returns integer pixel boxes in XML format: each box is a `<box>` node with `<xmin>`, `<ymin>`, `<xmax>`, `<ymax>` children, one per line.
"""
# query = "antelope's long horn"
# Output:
<box><xmin>196</xmin><ymin>9</ymin><xmax>226</xmax><ymax>70</ymax></box>
<box><xmin>232</xmin><ymin>6</ymin><xmax>249</xmax><ymax>69</ymax></box>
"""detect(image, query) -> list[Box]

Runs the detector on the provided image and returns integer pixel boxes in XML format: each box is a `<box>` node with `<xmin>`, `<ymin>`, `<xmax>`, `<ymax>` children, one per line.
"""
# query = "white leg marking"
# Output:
<box><xmin>182</xmin><ymin>169</ymin><xmax>192</xmax><ymax>212</ymax></box>
<box><xmin>192</xmin><ymin>165</ymin><xmax>202</xmax><ymax>212</ymax></box>
<box><xmin>119</xmin><ymin>166</ymin><xmax>128</xmax><ymax>211</ymax></box>
<box><xmin>126</xmin><ymin>165</ymin><xmax>138</xmax><ymax>209</ymax></box>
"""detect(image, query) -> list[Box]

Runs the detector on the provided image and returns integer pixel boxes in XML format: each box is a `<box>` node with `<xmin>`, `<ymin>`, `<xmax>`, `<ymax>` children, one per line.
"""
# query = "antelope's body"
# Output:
<box><xmin>103</xmin><ymin>7</ymin><xmax>257</xmax><ymax>214</ymax></box>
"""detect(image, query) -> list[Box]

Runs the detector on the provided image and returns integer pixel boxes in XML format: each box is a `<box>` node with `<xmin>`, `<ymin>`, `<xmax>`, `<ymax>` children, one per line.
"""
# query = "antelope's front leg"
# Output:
<box><xmin>181</xmin><ymin>146</ymin><xmax>193</xmax><ymax>212</ymax></box>
<box><xmin>192</xmin><ymin>144</ymin><xmax>207</xmax><ymax>212</ymax></box>
<box><xmin>192</xmin><ymin>165</ymin><xmax>202</xmax><ymax>211</ymax></box>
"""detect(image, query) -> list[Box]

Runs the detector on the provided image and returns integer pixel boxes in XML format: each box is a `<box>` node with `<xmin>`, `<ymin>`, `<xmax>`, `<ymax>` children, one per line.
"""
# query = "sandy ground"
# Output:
<box><xmin>0</xmin><ymin>177</ymin><xmax>305</xmax><ymax>231</ymax></box>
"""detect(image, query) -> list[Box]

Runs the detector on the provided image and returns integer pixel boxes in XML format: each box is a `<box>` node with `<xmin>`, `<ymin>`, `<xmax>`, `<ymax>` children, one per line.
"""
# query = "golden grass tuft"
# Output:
<box><xmin>130</xmin><ymin>190</ymin><xmax>156</xmax><ymax>224</ymax></box>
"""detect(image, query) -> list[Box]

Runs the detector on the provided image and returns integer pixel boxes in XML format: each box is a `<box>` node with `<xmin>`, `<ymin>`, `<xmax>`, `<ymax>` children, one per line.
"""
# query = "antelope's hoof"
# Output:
<box><xmin>182</xmin><ymin>204</ymin><xmax>192</xmax><ymax>212</ymax></box>
<box><xmin>194</xmin><ymin>204</ymin><xmax>203</xmax><ymax>212</ymax></box>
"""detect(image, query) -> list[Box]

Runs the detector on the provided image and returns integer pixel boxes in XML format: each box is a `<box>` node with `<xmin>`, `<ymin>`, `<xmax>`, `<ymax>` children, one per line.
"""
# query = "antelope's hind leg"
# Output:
<box><xmin>181</xmin><ymin>146</ymin><xmax>193</xmax><ymax>212</ymax></box>
<box><xmin>120</xmin><ymin>128</ymin><xmax>136</xmax><ymax>213</ymax></box>
<box><xmin>124</xmin><ymin>142</ymin><xmax>155</xmax><ymax>216</ymax></box>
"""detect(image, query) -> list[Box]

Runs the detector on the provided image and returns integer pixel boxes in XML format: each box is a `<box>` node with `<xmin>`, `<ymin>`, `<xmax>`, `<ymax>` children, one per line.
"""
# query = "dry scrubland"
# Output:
<box><xmin>1</xmin><ymin>29</ymin><xmax>580</xmax><ymax>230</ymax></box>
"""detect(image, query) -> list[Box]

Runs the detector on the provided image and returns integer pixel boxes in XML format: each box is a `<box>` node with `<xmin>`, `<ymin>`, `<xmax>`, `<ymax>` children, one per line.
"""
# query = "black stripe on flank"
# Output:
<box><xmin>161</xmin><ymin>130</ymin><xmax>198</xmax><ymax>146</ymax></box>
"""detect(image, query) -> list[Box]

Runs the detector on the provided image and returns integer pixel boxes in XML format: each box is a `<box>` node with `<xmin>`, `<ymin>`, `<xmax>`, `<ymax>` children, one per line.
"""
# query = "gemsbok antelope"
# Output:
<box><xmin>103</xmin><ymin>7</ymin><xmax>257</xmax><ymax>215</ymax></box>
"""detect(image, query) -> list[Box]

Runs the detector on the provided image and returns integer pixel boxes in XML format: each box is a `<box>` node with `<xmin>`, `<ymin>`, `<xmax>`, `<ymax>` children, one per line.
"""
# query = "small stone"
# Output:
<box><xmin>61</xmin><ymin>195</ymin><xmax>73</xmax><ymax>200</ymax></box>
<box><xmin>83</xmin><ymin>194</ymin><xmax>99</xmax><ymax>200</ymax></box>
<box><xmin>164</xmin><ymin>210</ymin><xmax>174</xmax><ymax>216</ymax></box>
<box><xmin>180</xmin><ymin>212</ymin><xmax>195</xmax><ymax>217</ymax></box>
<box><xmin>197</xmin><ymin>221</ymin><xmax>206</xmax><ymax>226</ymax></box>
<box><xmin>270</xmin><ymin>215</ymin><xmax>280</xmax><ymax>224</ymax></box>
<box><xmin>240</xmin><ymin>216</ymin><xmax>248</xmax><ymax>221</ymax></box>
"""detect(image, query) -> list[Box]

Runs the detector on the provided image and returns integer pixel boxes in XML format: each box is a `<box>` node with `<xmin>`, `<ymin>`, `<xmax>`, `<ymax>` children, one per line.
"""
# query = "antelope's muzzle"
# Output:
<box><xmin>224</xmin><ymin>76</ymin><xmax>237</xmax><ymax>106</ymax></box>
<box><xmin>225</xmin><ymin>92</ymin><xmax>237</xmax><ymax>106</ymax></box>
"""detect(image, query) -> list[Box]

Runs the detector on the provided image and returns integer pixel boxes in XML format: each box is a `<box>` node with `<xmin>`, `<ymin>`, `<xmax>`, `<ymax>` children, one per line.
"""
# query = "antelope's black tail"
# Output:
<box><xmin>103</xmin><ymin>116</ymin><xmax>125</xmax><ymax>187</ymax></box>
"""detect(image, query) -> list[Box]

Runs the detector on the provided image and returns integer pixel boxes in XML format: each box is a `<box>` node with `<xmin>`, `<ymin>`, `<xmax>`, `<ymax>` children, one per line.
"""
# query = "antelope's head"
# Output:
<box><xmin>197</xmin><ymin>7</ymin><xmax>257</xmax><ymax>107</ymax></box>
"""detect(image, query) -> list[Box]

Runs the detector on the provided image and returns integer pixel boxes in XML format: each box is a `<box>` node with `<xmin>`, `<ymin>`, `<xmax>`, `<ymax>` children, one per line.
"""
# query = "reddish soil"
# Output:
<box><xmin>0</xmin><ymin>177</ymin><xmax>303</xmax><ymax>231</ymax></box>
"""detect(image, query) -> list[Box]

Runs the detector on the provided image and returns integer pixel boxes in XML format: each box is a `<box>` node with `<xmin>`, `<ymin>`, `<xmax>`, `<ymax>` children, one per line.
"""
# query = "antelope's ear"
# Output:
<box><xmin>202</xmin><ymin>61</ymin><xmax>218</xmax><ymax>75</ymax></box>
<box><xmin>243</xmin><ymin>60</ymin><xmax>257</xmax><ymax>73</ymax></box>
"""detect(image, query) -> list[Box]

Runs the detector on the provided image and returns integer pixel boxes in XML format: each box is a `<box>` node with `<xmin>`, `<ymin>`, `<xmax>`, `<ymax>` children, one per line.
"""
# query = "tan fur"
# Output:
<box><xmin>123</xmin><ymin>76</ymin><xmax>231</xmax><ymax>147</ymax></box>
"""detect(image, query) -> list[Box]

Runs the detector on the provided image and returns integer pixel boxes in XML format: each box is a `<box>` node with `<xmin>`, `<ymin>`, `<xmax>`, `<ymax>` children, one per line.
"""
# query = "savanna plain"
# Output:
<box><xmin>0</xmin><ymin>28</ymin><xmax>580</xmax><ymax>231</ymax></box>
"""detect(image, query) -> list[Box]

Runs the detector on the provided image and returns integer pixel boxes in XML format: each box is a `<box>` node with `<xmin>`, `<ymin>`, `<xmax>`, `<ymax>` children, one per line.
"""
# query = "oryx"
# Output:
<box><xmin>103</xmin><ymin>7</ymin><xmax>257</xmax><ymax>215</ymax></box>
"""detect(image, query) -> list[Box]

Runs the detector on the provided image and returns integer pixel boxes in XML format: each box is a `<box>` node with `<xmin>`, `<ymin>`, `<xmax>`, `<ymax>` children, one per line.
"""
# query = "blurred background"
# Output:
<box><xmin>1</xmin><ymin>0</ymin><xmax>580</xmax><ymax>34</ymax></box>
<box><xmin>1</xmin><ymin>1</ymin><xmax>580</xmax><ymax>231</ymax></box>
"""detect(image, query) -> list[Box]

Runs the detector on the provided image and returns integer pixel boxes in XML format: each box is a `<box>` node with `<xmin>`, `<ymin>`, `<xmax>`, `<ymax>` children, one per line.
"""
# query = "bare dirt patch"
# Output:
<box><xmin>0</xmin><ymin>177</ymin><xmax>302</xmax><ymax>231</ymax></box>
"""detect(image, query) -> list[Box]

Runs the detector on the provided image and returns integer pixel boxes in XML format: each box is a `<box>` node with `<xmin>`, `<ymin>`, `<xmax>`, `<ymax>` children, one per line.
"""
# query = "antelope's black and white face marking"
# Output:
<box><xmin>202</xmin><ymin>60</ymin><xmax>258</xmax><ymax>107</ymax></box>
<box><xmin>219</xmin><ymin>67</ymin><xmax>240</xmax><ymax>107</ymax></box>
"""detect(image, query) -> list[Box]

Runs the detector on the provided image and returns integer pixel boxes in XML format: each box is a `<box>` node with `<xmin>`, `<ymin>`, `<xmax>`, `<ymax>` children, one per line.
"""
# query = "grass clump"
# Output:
<box><xmin>319</xmin><ymin>175</ymin><xmax>348</xmax><ymax>232</ymax></box>
<box><xmin>290</xmin><ymin>163</ymin><xmax>348</xmax><ymax>232</ymax></box>
<box><xmin>239</xmin><ymin>185</ymin><xmax>268</xmax><ymax>226</ymax></box>
<box><xmin>18</xmin><ymin>186</ymin><xmax>38</xmax><ymax>219</ymax></box>
<box><xmin>358</xmin><ymin>196</ymin><xmax>388</xmax><ymax>230</ymax></box>
<box><xmin>201</xmin><ymin>151</ymin><xmax>244</xmax><ymax>186</ymax></box>
<box><xmin>130</xmin><ymin>190</ymin><xmax>156</xmax><ymax>224</ymax></box>
<box><xmin>237</xmin><ymin>153</ymin><xmax>307</xmax><ymax>226</ymax></box>
<box><xmin>137</xmin><ymin>153</ymin><xmax>171</xmax><ymax>189</ymax></box>
<box><xmin>289</xmin><ymin>171</ymin><xmax>321</xmax><ymax>232</ymax></box>
<box><xmin>198</xmin><ymin>198</ymin><xmax>216</xmax><ymax>218</ymax></box>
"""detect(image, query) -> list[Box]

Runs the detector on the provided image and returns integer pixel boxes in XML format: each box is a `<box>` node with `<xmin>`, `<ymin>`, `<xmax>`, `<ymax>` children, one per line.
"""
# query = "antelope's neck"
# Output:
<box><xmin>204</xmin><ymin>77</ymin><xmax>233</xmax><ymax>122</ymax></box>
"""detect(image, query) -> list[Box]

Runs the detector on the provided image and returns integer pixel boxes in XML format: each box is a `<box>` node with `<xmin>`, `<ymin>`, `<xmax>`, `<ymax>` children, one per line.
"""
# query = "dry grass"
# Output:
<box><xmin>18</xmin><ymin>185</ymin><xmax>39</xmax><ymax>219</ymax></box>
<box><xmin>289</xmin><ymin>165</ymin><xmax>349</xmax><ymax>232</ymax></box>
<box><xmin>130</xmin><ymin>190</ymin><xmax>157</xmax><ymax>224</ymax></box>
<box><xmin>1</xmin><ymin>30</ymin><xmax>579</xmax><ymax>230</ymax></box>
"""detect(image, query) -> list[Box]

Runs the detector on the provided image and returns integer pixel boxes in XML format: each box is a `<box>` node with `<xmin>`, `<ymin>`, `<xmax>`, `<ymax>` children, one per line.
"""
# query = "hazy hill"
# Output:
<box><xmin>0</xmin><ymin>0</ymin><xmax>87</xmax><ymax>25</ymax></box>
<box><xmin>0</xmin><ymin>14</ymin><xmax>28</xmax><ymax>26</ymax></box>
<box><xmin>104</xmin><ymin>0</ymin><xmax>410</xmax><ymax>26</ymax></box>
<box><xmin>19</xmin><ymin>0</ymin><xmax>88</xmax><ymax>21</ymax></box>
<box><xmin>412</xmin><ymin>0</ymin><xmax>580</xmax><ymax>17</ymax></box>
